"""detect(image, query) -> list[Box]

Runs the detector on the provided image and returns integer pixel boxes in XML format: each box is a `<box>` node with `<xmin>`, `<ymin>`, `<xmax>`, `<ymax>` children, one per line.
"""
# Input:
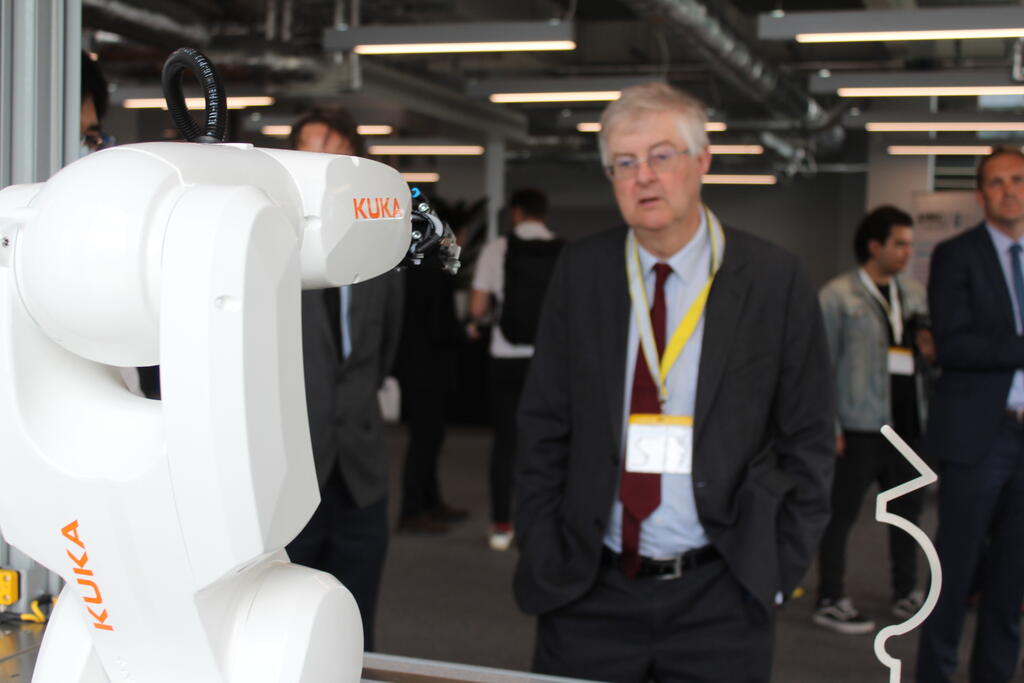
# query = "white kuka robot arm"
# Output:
<box><xmin>0</xmin><ymin>140</ymin><xmax>445</xmax><ymax>683</ymax></box>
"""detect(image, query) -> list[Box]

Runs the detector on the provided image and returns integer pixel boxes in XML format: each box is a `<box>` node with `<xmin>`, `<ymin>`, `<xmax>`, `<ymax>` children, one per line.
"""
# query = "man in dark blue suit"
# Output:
<box><xmin>917</xmin><ymin>147</ymin><xmax>1024</xmax><ymax>682</ymax></box>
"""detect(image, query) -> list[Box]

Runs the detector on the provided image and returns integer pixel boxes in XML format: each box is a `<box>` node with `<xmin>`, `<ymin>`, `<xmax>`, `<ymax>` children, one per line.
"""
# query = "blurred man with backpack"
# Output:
<box><xmin>469</xmin><ymin>188</ymin><xmax>563</xmax><ymax>550</ymax></box>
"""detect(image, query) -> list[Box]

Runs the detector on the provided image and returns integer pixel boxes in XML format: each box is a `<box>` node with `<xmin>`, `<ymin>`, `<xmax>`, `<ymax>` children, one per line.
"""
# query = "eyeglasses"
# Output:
<box><xmin>605</xmin><ymin>146</ymin><xmax>690</xmax><ymax>181</ymax></box>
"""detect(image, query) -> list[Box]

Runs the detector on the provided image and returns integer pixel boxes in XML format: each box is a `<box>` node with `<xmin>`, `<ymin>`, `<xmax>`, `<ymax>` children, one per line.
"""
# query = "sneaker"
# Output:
<box><xmin>813</xmin><ymin>598</ymin><xmax>876</xmax><ymax>635</ymax></box>
<box><xmin>892</xmin><ymin>590</ymin><xmax>925</xmax><ymax>620</ymax></box>
<box><xmin>489</xmin><ymin>523</ymin><xmax>514</xmax><ymax>551</ymax></box>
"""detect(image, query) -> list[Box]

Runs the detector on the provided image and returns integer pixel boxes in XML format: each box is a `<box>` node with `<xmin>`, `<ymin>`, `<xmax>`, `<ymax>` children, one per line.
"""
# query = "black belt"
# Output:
<box><xmin>602</xmin><ymin>545</ymin><xmax>720</xmax><ymax>580</ymax></box>
<box><xmin>1006</xmin><ymin>409</ymin><xmax>1024</xmax><ymax>424</ymax></box>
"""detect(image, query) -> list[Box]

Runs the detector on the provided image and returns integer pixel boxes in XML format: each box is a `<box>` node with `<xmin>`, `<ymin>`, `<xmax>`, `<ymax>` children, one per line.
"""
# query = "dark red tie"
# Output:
<box><xmin>619</xmin><ymin>262</ymin><xmax>672</xmax><ymax>576</ymax></box>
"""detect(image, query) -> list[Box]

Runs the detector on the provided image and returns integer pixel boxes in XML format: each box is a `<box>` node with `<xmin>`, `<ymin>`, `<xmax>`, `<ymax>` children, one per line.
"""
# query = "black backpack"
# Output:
<box><xmin>499</xmin><ymin>233</ymin><xmax>564</xmax><ymax>345</ymax></box>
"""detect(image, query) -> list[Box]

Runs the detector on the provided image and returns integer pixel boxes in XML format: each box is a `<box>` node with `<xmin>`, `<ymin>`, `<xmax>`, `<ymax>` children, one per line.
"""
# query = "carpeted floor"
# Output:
<box><xmin>376</xmin><ymin>424</ymin><xmax>984</xmax><ymax>683</ymax></box>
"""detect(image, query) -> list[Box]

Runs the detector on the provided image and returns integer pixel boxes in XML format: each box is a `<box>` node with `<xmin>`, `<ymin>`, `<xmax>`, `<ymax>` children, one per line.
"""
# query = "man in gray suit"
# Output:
<box><xmin>285</xmin><ymin>107</ymin><xmax>404</xmax><ymax>652</ymax></box>
<box><xmin>514</xmin><ymin>83</ymin><xmax>834</xmax><ymax>681</ymax></box>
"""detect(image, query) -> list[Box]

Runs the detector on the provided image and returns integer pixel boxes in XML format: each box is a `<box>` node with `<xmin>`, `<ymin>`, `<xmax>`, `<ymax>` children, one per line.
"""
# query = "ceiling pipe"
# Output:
<box><xmin>82</xmin><ymin>0</ymin><xmax>210</xmax><ymax>48</ymax></box>
<box><xmin>618</xmin><ymin>0</ymin><xmax>824</xmax><ymax>122</ymax></box>
<box><xmin>616</xmin><ymin>0</ymin><xmax>845</xmax><ymax>166</ymax></box>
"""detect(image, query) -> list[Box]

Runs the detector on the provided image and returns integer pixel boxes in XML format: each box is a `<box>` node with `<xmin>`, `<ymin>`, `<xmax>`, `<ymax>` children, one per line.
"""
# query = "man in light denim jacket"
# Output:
<box><xmin>813</xmin><ymin>206</ymin><xmax>935</xmax><ymax>635</ymax></box>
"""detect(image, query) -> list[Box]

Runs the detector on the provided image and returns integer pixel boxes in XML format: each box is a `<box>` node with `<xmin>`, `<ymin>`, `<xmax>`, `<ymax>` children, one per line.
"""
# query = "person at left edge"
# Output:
<box><xmin>284</xmin><ymin>107</ymin><xmax>405</xmax><ymax>653</ymax></box>
<box><xmin>514</xmin><ymin>82</ymin><xmax>835</xmax><ymax>682</ymax></box>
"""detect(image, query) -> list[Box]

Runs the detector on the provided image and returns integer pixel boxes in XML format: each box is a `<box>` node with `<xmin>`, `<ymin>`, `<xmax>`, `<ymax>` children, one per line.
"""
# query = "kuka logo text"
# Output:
<box><xmin>353</xmin><ymin>196</ymin><xmax>403</xmax><ymax>220</ymax></box>
<box><xmin>63</xmin><ymin>520</ymin><xmax>114</xmax><ymax>631</ymax></box>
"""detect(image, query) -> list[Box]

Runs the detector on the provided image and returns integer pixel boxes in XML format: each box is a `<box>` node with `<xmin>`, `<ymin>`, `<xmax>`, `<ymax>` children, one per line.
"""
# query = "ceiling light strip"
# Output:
<box><xmin>358</xmin><ymin>125</ymin><xmax>394</xmax><ymax>135</ymax></box>
<box><xmin>402</xmin><ymin>173</ymin><xmax>441</xmax><ymax>183</ymax></box>
<box><xmin>839</xmin><ymin>86</ymin><xmax>1024</xmax><ymax>97</ymax></box>
<box><xmin>369</xmin><ymin>145</ymin><xmax>485</xmax><ymax>155</ymax></box>
<box><xmin>261</xmin><ymin>125</ymin><xmax>292</xmax><ymax>137</ymax></box>
<box><xmin>576</xmin><ymin>122</ymin><xmax>728</xmax><ymax>133</ymax></box>
<box><xmin>354</xmin><ymin>40</ymin><xmax>575</xmax><ymax>55</ymax></box>
<box><xmin>888</xmin><ymin>145</ymin><xmax>995</xmax><ymax>155</ymax></box>
<box><xmin>261</xmin><ymin>124</ymin><xmax>394</xmax><ymax>137</ymax></box>
<box><xmin>866</xmin><ymin>122</ymin><xmax>1024</xmax><ymax>132</ymax></box>
<box><xmin>491</xmin><ymin>91</ymin><xmax>621</xmax><ymax>103</ymax></box>
<box><xmin>702</xmin><ymin>174</ymin><xmax>777</xmax><ymax>185</ymax></box>
<box><xmin>123</xmin><ymin>96</ymin><xmax>275</xmax><ymax>110</ymax></box>
<box><xmin>709</xmin><ymin>145</ymin><xmax>764</xmax><ymax>155</ymax></box>
<box><xmin>797</xmin><ymin>28</ymin><xmax>1024</xmax><ymax>43</ymax></box>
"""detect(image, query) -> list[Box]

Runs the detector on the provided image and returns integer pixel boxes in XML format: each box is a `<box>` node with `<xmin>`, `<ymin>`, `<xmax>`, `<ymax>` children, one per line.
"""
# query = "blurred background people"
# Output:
<box><xmin>284</xmin><ymin>106</ymin><xmax>404</xmax><ymax>652</ymax></box>
<box><xmin>917</xmin><ymin>147</ymin><xmax>1024</xmax><ymax>683</ymax></box>
<box><xmin>468</xmin><ymin>187</ymin><xmax>562</xmax><ymax>550</ymax></box>
<box><xmin>395</xmin><ymin>240</ymin><xmax>469</xmax><ymax>534</ymax></box>
<box><xmin>79</xmin><ymin>51</ymin><xmax>111</xmax><ymax>155</ymax></box>
<box><xmin>814</xmin><ymin>205</ymin><xmax>933</xmax><ymax>634</ymax></box>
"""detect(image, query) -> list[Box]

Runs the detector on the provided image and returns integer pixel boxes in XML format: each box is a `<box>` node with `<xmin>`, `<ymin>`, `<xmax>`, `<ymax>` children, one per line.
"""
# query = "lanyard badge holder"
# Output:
<box><xmin>624</xmin><ymin>207</ymin><xmax>723</xmax><ymax>475</ymax></box>
<box><xmin>858</xmin><ymin>270</ymin><xmax>914</xmax><ymax>377</ymax></box>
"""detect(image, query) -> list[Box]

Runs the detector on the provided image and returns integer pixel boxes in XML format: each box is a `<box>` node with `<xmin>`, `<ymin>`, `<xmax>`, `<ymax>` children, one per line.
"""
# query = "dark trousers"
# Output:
<box><xmin>286</xmin><ymin>466</ymin><xmax>389</xmax><ymax>651</ymax></box>
<box><xmin>400</xmin><ymin>374</ymin><xmax>446</xmax><ymax>518</ymax></box>
<box><xmin>533</xmin><ymin>557</ymin><xmax>774</xmax><ymax>683</ymax></box>
<box><xmin>917</xmin><ymin>418</ymin><xmax>1024</xmax><ymax>683</ymax></box>
<box><xmin>817</xmin><ymin>430</ymin><xmax>923</xmax><ymax>601</ymax></box>
<box><xmin>488</xmin><ymin>357</ymin><xmax>530</xmax><ymax>524</ymax></box>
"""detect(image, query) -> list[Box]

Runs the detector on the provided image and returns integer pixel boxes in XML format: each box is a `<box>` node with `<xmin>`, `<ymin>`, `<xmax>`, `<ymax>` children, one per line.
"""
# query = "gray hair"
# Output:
<box><xmin>598</xmin><ymin>82</ymin><xmax>709</xmax><ymax>166</ymax></box>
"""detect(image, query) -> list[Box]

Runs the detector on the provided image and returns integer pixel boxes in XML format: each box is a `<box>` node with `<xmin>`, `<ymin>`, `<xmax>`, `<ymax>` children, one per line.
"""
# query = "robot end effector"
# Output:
<box><xmin>404</xmin><ymin>190</ymin><xmax>461</xmax><ymax>276</ymax></box>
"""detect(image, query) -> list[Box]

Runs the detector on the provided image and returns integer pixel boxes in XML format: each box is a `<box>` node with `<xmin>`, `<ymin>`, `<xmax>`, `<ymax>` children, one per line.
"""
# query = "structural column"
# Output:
<box><xmin>485</xmin><ymin>133</ymin><xmax>506</xmax><ymax>241</ymax></box>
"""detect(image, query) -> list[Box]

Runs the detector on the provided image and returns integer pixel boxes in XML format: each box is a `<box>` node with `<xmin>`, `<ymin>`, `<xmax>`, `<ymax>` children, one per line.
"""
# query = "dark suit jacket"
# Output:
<box><xmin>513</xmin><ymin>225</ymin><xmax>834</xmax><ymax>614</ymax></box>
<box><xmin>925</xmin><ymin>223</ymin><xmax>1024</xmax><ymax>464</ymax></box>
<box><xmin>301</xmin><ymin>271</ymin><xmax>404</xmax><ymax>507</ymax></box>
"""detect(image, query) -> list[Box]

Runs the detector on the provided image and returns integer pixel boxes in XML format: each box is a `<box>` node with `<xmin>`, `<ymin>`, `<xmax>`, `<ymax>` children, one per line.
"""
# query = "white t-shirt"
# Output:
<box><xmin>471</xmin><ymin>220</ymin><xmax>556</xmax><ymax>359</ymax></box>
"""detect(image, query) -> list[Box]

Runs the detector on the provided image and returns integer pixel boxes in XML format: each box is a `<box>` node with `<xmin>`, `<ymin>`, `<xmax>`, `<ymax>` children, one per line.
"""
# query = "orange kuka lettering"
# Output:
<box><xmin>77</xmin><ymin>578</ymin><xmax>103</xmax><ymax>604</ymax></box>
<box><xmin>62</xmin><ymin>520</ymin><xmax>85</xmax><ymax>549</ymax></box>
<box><xmin>353</xmin><ymin>197</ymin><xmax>368</xmax><ymax>220</ymax></box>
<box><xmin>66</xmin><ymin>548</ymin><xmax>88</xmax><ymax>569</ymax></box>
<box><xmin>88</xmin><ymin>607</ymin><xmax>113</xmax><ymax>631</ymax></box>
<box><xmin>62</xmin><ymin>520</ymin><xmax>113</xmax><ymax>632</ymax></box>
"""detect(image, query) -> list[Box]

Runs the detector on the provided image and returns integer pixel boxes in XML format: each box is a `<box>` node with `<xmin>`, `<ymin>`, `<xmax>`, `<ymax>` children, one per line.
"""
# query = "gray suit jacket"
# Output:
<box><xmin>301</xmin><ymin>271</ymin><xmax>404</xmax><ymax>507</ymax></box>
<box><xmin>514</xmin><ymin>225</ymin><xmax>835</xmax><ymax>614</ymax></box>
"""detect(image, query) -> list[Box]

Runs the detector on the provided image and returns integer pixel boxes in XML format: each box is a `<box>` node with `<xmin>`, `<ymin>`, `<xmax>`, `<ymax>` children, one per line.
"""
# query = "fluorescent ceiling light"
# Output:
<box><xmin>840</xmin><ymin>86</ymin><xmax>1024</xmax><ymax>97</ymax></box>
<box><xmin>888</xmin><ymin>145</ymin><xmax>994</xmax><ymax>155</ymax></box>
<box><xmin>261</xmin><ymin>124</ymin><xmax>394</xmax><ymax>137</ymax></box>
<box><xmin>369</xmin><ymin>145</ymin><xmax>484</xmax><ymax>155</ymax></box>
<box><xmin>491</xmin><ymin>91</ymin><xmax>620</xmax><ymax>103</ymax></box>
<box><xmin>402</xmin><ymin>172</ymin><xmax>441</xmax><ymax>183</ymax></box>
<box><xmin>324</xmin><ymin>21</ymin><xmax>575</xmax><ymax>55</ymax></box>
<box><xmin>576</xmin><ymin>121</ymin><xmax>728</xmax><ymax>133</ymax></box>
<box><xmin>759</xmin><ymin>7</ymin><xmax>1024</xmax><ymax>43</ymax></box>
<box><xmin>797</xmin><ymin>29</ymin><xmax>1024</xmax><ymax>43</ymax></box>
<box><xmin>471</xmin><ymin>76</ymin><xmax>658</xmax><ymax>105</ymax></box>
<box><xmin>261</xmin><ymin>125</ymin><xmax>292</xmax><ymax>137</ymax></box>
<box><xmin>866</xmin><ymin>122</ymin><xmax>1024</xmax><ymax>132</ymax></box>
<box><xmin>702</xmin><ymin>174</ymin><xmax>777</xmax><ymax>185</ymax></box>
<box><xmin>357</xmin><ymin>125</ymin><xmax>394</xmax><ymax>135</ymax></box>
<box><xmin>812</xmin><ymin>69</ymin><xmax>1023</xmax><ymax>97</ymax></box>
<box><xmin>123</xmin><ymin>96</ymin><xmax>275</xmax><ymax>110</ymax></box>
<box><xmin>709</xmin><ymin>144</ymin><xmax>764</xmax><ymax>155</ymax></box>
<box><xmin>355</xmin><ymin>40</ymin><xmax>574</xmax><ymax>54</ymax></box>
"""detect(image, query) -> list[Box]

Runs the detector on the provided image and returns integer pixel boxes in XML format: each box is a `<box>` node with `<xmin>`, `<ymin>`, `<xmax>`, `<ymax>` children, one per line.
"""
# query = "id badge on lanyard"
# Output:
<box><xmin>888</xmin><ymin>347</ymin><xmax>914</xmax><ymax>376</ymax></box>
<box><xmin>626</xmin><ymin>415</ymin><xmax>694</xmax><ymax>474</ymax></box>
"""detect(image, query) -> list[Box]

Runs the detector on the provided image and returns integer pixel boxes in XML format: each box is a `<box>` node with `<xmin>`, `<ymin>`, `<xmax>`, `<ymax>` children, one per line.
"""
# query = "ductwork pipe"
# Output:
<box><xmin>617</xmin><ymin>0</ymin><xmax>825</xmax><ymax>125</ymax></box>
<box><xmin>83</xmin><ymin>0</ymin><xmax>210</xmax><ymax>48</ymax></box>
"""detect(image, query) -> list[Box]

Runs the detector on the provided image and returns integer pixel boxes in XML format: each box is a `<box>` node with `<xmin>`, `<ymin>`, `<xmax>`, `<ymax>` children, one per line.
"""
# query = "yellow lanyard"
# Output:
<box><xmin>625</xmin><ymin>206</ymin><xmax>723</xmax><ymax>403</ymax></box>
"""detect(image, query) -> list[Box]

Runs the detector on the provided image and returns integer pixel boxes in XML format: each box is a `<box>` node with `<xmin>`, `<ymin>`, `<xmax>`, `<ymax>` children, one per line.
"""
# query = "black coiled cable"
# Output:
<box><xmin>161</xmin><ymin>47</ymin><xmax>227</xmax><ymax>143</ymax></box>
